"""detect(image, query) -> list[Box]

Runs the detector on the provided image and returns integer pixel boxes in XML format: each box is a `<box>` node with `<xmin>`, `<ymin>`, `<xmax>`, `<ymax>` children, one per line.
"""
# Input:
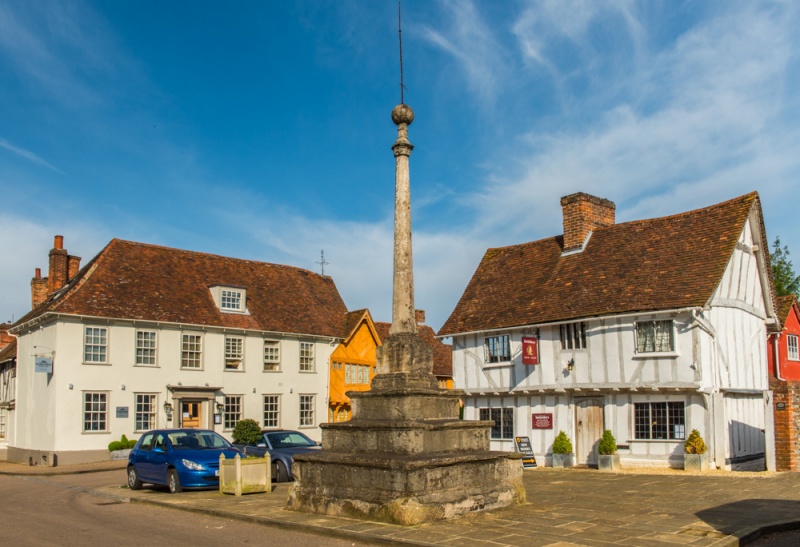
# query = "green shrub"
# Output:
<box><xmin>684</xmin><ymin>429</ymin><xmax>707</xmax><ymax>454</ymax></box>
<box><xmin>108</xmin><ymin>434</ymin><xmax>137</xmax><ymax>452</ymax></box>
<box><xmin>232</xmin><ymin>418</ymin><xmax>262</xmax><ymax>445</ymax></box>
<box><xmin>552</xmin><ymin>430</ymin><xmax>573</xmax><ymax>454</ymax></box>
<box><xmin>598</xmin><ymin>429</ymin><xmax>617</xmax><ymax>455</ymax></box>
<box><xmin>108</xmin><ymin>440</ymin><xmax>125</xmax><ymax>451</ymax></box>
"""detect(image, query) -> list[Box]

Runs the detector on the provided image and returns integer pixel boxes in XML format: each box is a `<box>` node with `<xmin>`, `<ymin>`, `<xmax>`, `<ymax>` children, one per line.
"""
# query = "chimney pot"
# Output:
<box><xmin>35</xmin><ymin>267</ymin><xmax>41</xmax><ymax>279</ymax></box>
<box><xmin>54</xmin><ymin>235</ymin><xmax>64</xmax><ymax>250</ymax></box>
<box><xmin>415</xmin><ymin>309</ymin><xmax>426</xmax><ymax>324</ymax></box>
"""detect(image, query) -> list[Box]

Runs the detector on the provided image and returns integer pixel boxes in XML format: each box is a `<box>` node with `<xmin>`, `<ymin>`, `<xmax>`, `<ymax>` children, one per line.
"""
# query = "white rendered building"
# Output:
<box><xmin>9</xmin><ymin>237</ymin><xmax>347</xmax><ymax>465</ymax></box>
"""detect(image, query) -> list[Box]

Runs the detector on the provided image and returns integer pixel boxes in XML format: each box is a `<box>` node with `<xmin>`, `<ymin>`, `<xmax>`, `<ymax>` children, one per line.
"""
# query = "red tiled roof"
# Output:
<box><xmin>342</xmin><ymin>309</ymin><xmax>371</xmax><ymax>340</ymax></box>
<box><xmin>16</xmin><ymin>239</ymin><xmax>348</xmax><ymax>338</ymax></box>
<box><xmin>777</xmin><ymin>295</ymin><xmax>798</xmax><ymax>327</ymax></box>
<box><xmin>0</xmin><ymin>338</ymin><xmax>16</xmax><ymax>363</ymax></box>
<box><xmin>440</xmin><ymin>192</ymin><xmax>764</xmax><ymax>336</ymax></box>
<box><xmin>374</xmin><ymin>322</ymin><xmax>453</xmax><ymax>378</ymax></box>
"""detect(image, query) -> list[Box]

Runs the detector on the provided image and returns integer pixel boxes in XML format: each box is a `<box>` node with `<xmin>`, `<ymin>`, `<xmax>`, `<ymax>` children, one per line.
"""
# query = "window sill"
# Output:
<box><xmin>627</xmin><ymin>438</ymin><xmax>685</xmax><ymax>443</ymax></box>
<box><xmin>82</xmin><ymin>362</ymin><xmax>112</xmax><ymax>366</ymax></box>
<box><xmin>180</xmin><ymin>367</ymin><xmax>204</xmax><ymax>371</ymax></box>
<box><xmin>299</xmin><ymin>370</ymin><xmax>317</xmax><ymax>374</ymax></box>
<box><xmin>224</xmin><ymin>368</ymin><xmax>245</xmax><ymax>372</ymax></box>
<box><xmin>262</xmin><ymin>369</ymin><xmax>282</xmax><ymax>373</ymax></box>
<box><xmin>82</xmin><ymin>431</ymin><xmax>111</xmax><ymax>435</ymax></box>
<box><xmin>134</xmin><ymin>364</ymin><xmax>159</xmax><ymax>368</ymax></box>
<box><xmin>632</xmin><ymin>352</ymin><xmax>679</xmax><ymax>359</ymax></box>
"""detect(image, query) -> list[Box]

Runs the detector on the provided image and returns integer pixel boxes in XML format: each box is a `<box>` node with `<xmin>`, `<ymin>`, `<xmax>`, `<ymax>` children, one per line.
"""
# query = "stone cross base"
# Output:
<box><xmin>288</xmin><ymin>450</ymin><xmax>525</xmax><ymax>525</ymax></box>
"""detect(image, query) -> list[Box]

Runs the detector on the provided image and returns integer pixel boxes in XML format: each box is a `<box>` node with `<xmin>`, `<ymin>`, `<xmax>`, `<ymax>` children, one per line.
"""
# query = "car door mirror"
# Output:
<box><xmin>152</xmin><ymin>446</ymin><xmax>164</xmax><ymax>454</ymax></box>
<box><xmin>256</xmin><ymin>442</ymin><xmax>266</xmax><ymax>448</ymax></box>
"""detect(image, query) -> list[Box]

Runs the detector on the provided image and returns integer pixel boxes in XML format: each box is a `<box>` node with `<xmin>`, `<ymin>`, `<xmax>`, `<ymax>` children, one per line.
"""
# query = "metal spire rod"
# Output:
<box><xmin>398</xmin><ymin>0</ymin><xmax>406</xmax><ymax>104</ymax></box>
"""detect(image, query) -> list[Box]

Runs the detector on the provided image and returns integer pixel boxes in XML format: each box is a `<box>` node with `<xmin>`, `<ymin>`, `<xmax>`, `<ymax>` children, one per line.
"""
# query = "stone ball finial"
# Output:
<box><xmin>391</xmin><ymin>103</ymin><xmax>414</xmax><ymax>126</ymax></box>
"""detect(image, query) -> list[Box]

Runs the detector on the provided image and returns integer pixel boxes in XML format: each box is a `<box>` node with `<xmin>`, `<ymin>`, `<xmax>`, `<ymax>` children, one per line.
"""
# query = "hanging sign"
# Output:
<box><xmin>514</xmin><ymin>436</ymin><xmax>537</xmax><ymax>467</ymax></box>
<box><xmin>522</xmin><ymin>337</ymin><xmax>539</xmax><ymax>365</ymax></box>
<box><xmin>35</xmin><ymin>357</ymin><xmax>53</xmax><ymax>373</ymax></box>
<box><xmin>532</xmin><ymin>413</ymin><xmax>553</xmax><ymax>429</ymax></box>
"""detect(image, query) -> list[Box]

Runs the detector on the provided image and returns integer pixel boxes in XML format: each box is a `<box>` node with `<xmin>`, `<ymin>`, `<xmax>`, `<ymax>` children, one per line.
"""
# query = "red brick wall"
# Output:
<box><xmin>31</xmin><ymin>267</ymin><xmax>48</xmax><ymax>309</ymax></box>
<box><xmin>560</xmin><ymin>193</ymin><xmax>616</xmax><ymax>251</ymax></box>
<box><xmin>771</xmin><ymin>378</ymin><xmax>800</xmax><ymax>472</ymax></box>
<box><xmin>48</xmin><ymin>235</ymin><xmax>69</xmax><ymax>294</ymax></box>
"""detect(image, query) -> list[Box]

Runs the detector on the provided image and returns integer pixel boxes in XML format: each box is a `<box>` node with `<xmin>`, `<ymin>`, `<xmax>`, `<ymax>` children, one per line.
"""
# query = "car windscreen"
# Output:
<box><xmin>266</xmin><ymin>431</ymin><xmax>316</xmax><ymax>449</ymax></box>
<box><xmin>168</xmin><ymin>431</ymin><xmax>231</xmax><ymax>450</ymax></box>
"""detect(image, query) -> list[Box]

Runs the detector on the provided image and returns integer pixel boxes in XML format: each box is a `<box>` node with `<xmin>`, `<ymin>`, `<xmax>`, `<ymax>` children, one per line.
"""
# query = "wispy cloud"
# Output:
<box><xmin>0</xmin><ymin>138</ymin><xmax>64</xmax><ymax>173</ymax></box>
<box><xmin>419</xmin><ymin>0</ymin><xmax>509</xmax><ymax>103</ymax></box>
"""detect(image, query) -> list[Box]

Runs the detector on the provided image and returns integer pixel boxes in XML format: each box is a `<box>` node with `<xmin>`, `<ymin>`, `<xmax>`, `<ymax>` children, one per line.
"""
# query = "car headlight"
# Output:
<box><xmin>181</xmin><ymin>459</ymin><xmax>206</xmax><ymax>471</ymax></box>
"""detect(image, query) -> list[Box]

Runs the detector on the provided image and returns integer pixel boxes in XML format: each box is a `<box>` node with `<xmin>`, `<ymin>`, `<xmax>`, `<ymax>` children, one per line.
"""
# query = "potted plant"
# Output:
<box><xmin>107</xmin><ymin>434</ymin><xmax>137</xmax><ymax>460</ymax></box>
<box><xmin>232</xmin><ymin>418</ymin><xmax>262</xmax><ymax>455</ymax></box>
<box><xmin>684</xmin><ymin>429</ymin><xmax>709</xmax><ymax>471</ymax></box>
<box><xmin>597</xmin><ymin>429</ymin><xmax>620</xmax><ymax>471</ymax></box>
<box><xmin>551</xmin><ymin>430</ymin><xmax>574</xmax><ymax>468</ymax></box>
<box><xmin>219</xmin><ymin>453</ymin><xmax>272</xmax><ymax>496</ymax></box>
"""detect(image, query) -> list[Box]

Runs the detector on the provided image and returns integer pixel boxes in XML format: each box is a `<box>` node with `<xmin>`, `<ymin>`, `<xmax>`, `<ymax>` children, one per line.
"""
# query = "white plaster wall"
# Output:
<box><xmin>13</xmin><ymin>317</ymin><xmax>333</xmax><ymax>453</ymax></box>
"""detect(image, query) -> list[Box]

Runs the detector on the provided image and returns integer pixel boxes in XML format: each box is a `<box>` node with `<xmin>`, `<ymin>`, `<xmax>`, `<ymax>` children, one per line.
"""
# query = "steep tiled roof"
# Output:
<box><xmin>440</xmin><ymin>192</ymin><xmax>762</xmax><ymax>336</ymax></box>
<box><xmin>777</xmin><ymin>295</ymin><xmax>798</xmax><ymax>326</ymax></box>
<box><xmin>374</xmin><ymin>322</ymin><xmax>453</xmax><ymax>378</ymax></box>
<box><xmin>0</xmin><ymin>338</ymin><xmax>15</xmax><ymax>363</ymax></box>
<box><xmin>342</xmin><ymin>309</ymin><xmax>371</xmax><ymax>340</ymax></box>
<box><xmin>15</xmin><ymin>239</ymin><xmax>348</xmax><ymax>338</ymax></box>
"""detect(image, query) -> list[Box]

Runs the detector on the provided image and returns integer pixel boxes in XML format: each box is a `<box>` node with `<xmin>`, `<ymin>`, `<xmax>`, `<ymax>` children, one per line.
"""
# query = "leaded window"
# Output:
<box><xmin>635</xmin><ymin>320</ymin><xmax>674</xmax><ymax>353</ymax></box>
<box><xmin>479</xmin><ymin>407</ymin><xmax>514</xmax><ymax>439</ymax></box>
<box><xmin>484</xmin><ymin>335</ymin><xmax>510</xmax><ymax>363</ymax></box>
<box><xmin>634</xmin><ymin>402</ymin><xmax>685</xmax><ymax>440</ymax></box>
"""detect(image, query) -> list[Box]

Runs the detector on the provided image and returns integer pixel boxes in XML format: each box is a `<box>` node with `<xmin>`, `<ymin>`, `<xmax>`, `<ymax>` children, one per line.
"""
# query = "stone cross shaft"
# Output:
<box><xmin>389</xmin><ymin>103</ymin><xmax>417</xmax><ymax>336</ymax></box>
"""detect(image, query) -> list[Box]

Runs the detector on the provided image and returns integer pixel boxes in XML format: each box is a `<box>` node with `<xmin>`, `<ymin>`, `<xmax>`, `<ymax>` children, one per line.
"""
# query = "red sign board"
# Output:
<box><xmin>522</xmin><ymin>336</ymin><xmax>539</xmax><ymax>365</ymax></box>
<box><xmin>532</xmin><ymin>413</ymin><xmax>553</xmax><ymax>429</ymax></box>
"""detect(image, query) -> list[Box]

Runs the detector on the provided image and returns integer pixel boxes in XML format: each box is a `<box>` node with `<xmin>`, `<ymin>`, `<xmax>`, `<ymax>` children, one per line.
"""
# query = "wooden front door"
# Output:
<box><xmin>181</xmin><ymin>401</ymin><xmax>201</xmax><ymax>428</ymax></box>
<box><xmin>575</xmin><ymin>399</ymin><xmax>604</xmax><ymax>466</ymax></box>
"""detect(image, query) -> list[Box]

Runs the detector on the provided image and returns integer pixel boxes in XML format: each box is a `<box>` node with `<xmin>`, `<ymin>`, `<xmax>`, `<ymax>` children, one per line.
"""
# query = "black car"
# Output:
<box><xmin>233</xmin><ymin>429</ymin><xmax>321</xmax><ymax>482</ymax></box>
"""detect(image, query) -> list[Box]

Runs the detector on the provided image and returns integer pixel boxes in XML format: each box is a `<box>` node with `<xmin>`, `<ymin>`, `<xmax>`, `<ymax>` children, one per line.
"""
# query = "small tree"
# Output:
<box><xmin>684</xmin><ymin>429</ymin><xmax>707</xmax><ymax>455</ymax></box>
<box><xmin>232</xmin><ymin>418</ymin><xmax>262</xmax><ymax>446</ymax></box>
<box><xmin>598</xmin><ymin>429</ymin><xmax>617</xmax><ymax>456</ymax></box>
<box><xmin>552</xmin><ymin>430</ymin><xmax>573</xmax><ymax>454</ymax></box>
<box><xmin>772</xmin><ymin>236</ymin><xmax>800</xmax><ymax>297</ymax></box>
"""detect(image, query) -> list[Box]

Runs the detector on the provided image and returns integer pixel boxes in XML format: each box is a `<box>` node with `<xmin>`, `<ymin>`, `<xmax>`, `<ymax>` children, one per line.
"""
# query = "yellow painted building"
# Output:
<box><xmin>328</xmin><ymin>309</ymin><xmax>453</xmax><ymax>423</ymax></box>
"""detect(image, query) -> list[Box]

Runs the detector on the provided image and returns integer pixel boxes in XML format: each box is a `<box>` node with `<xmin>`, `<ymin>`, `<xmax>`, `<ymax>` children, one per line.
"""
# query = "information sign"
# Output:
<box><xmin>532</xmin><ymin>413</ymin><xmax>553</xmax><ymax>429</ymax></box>
<box><xmin>116</xmin><ymin>407</ymin><xmax>129</xmax><ymax>419</ymax></box>
<box><xmin>35</xmin><ymin>357</ymin><xmax>53</xmax><ymax>373</ymax></box>
<box><xmin>522</xmin><ymin>337</ymin><xmax>539</xmax><ymax>365</ymax></box>
<box><xmin>514</xmin><ymin>436</ymin><xmax>537</xmax><ymax>468</ymax></box>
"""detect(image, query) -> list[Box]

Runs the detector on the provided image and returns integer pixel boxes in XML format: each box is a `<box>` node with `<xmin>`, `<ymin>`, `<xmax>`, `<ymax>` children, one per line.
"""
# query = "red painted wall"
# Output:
<box><xmin>768</xmin><ymin>301</ymin><xmax>800</xmax><ymax>381</ymax></box>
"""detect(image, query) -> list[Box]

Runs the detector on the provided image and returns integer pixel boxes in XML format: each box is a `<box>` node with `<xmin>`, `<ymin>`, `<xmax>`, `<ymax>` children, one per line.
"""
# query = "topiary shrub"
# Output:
<box><xmin>598</xmin><ymin>429</ymin><xmax>617</xmax><ymax>456</ymax></box>
<box><xmin>232</xmin><ymin>418</ymin><xmax>262</xmax><ymax>446</ymax></box>
<box><xmin>684</xmin><ymin>429</ymin><xmax>707</xmax><ymax>454</ymax></box>
<box><xmin>126</xmin><ymin>438</ymin><xmax>138</xmax><ymax>448</ymax></box>
<box><xmin>552</xmin><ymin>430</ymin><xmax>573</xmax><ymax>454</ymax></box>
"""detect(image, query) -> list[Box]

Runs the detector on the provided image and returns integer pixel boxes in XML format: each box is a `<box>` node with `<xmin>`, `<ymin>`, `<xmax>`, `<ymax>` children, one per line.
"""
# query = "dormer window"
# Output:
<box><xmin>210</xmin><ymin>286</ymin><xmax>247</xmax><ymax>313</ymax></box>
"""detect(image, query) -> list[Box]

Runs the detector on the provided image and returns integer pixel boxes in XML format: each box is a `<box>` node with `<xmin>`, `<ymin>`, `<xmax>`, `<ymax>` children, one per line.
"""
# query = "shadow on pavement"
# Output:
<box><xmin>697</xmin><ymin>499</ymin><xmax>800</xmax><ymax>541</ymax></box>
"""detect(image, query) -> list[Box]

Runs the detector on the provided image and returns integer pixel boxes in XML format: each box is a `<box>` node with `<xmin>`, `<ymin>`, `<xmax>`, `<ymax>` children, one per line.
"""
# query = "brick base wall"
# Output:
<box><xmin>771</xmin><ymin>379</ymin><xmax>800</xmax><ymax>472</ymax></box>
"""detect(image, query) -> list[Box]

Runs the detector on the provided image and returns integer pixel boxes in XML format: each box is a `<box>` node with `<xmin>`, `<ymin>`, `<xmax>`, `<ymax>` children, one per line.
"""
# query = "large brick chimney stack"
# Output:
<box><xmin>560</xmin><ymin>193</ymin><xmax>616</xmax><ymax>252</ymax></box>
<box><xmin>0</xmin><ymin>323</ymin><xmax>13</xmax><ymax>350</ymax></box>
<box><xmin>33</xmin><ymin>236</ymin><xmax>81</xmax><ymax>308</ymax></box>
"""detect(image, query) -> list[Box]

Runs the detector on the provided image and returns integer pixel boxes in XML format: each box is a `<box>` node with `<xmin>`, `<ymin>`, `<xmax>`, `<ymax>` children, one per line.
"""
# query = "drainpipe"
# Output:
<box><xmin>773</xmin><ymin>333</ymin><xmax>784</xmax><ymax>381</ymax></box>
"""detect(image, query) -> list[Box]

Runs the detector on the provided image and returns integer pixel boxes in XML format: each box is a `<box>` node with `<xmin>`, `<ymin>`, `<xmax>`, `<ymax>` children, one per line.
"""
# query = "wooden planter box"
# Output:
<box><xmin>598</xmin><ymin>454</ymin><xmax>620</xmax><ymax>471</ymax></box>
<box><xmin>684</xmin><ymin>453</ymin><xmax>709</xmax><ymax>472</ymax></box>
<box><xmin>552</xmin><ymin>453</ymin><xmax>574</xmax><ymax>468</ymax></box>
<box><xmin>219</xmin><ymin>454</ymin><xmax>271</xmax><ymax>496</ymax></box>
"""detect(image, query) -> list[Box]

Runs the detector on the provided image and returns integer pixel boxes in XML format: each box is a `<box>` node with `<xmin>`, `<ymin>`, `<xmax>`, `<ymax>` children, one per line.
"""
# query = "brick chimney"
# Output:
<box><xmin>67</xmin><ymin>254</ymin><xmax>82</xmax><ymax>280</ymax></box>
<box><xmin>43</xmin><ymin>235</ymin><xmax>81</xmax><ymax>298</ymax></box>
<box><xmin>31</xmin><ymin>267</ymin><xmax>48</xmax><ymax>309</ymax></box>
<box><xmin>415</xmin><ymin>309</ymin><xmax>426</xmax><ymax>324</ymax></box>
<box><xmin>560</xmin><ymin>193</ymin><xmax>615</xmax><ymax>252</ymax></box>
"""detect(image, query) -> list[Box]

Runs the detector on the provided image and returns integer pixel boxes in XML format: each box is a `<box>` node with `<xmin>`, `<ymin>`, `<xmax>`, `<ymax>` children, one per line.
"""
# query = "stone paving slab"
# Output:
<box><xmin>4</xmin><ymin>460</ymin><xmax>800</xmax><ymax>545</ymax></box>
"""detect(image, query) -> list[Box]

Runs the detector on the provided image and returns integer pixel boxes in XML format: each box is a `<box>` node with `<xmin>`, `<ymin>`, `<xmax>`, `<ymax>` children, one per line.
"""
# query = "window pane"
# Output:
<box><xmin>84</xmin><ymin>392</ymin><xmax>107</xmax><ymax>431</ymax></box>
<box><xmin>84</xmin><ymin>327</ymin><xmax>107</xmax><ymax>363</ymax></box>
<box><xmin>300</xmin><ymin>342</ymin><xmax>314</xmax><ymax>372</ymax></box>
<box><xmin>299</xmin><ymin>395</ymin><xmax>315</xmax><ymax>427</ymax></box>
<box><xmin>181</xmin><ymin>334</ymin><xmax>202</xmax><ymax>368</ymax></box>
<box><xmin>136</xmin><ymin>331</ymin><xmax>157</xmax><ymax>366</ymax></box>
<box><xmin>263</xmin><ymin>341</ymin><xmax>280</xmax><ymax>371</ymax></box>
<box><xmin>484</xmin><ymin>336</ymin><xmax>510</xmax><ymax>363</ymax></box>
<box><xmin>224</xmin><ymin>396</ymin><xmax>242</xmax><ymax>430</ymax></box>
<box><xmin>135</xmin><ymin>394</ymin><xmax>156</xmax><ymax>431</ymax></box>
<box><xmin>225</xmin><ymin>337</ymin><xmax>243</xmax><ymax>370</ymax></box>
<box><xmin>263</xmin><ymin>395</ymin><xmax>280</xmax><ymax>428</ymax></box>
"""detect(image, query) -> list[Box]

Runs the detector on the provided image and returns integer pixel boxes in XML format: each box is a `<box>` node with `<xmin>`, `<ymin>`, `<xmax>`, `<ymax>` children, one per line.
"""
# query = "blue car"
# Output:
<box><xmin>127</xmin><ymin>428</ymin><xmax>241</xmax><ymax>493</ymax></box>
<box><xmin>233</xmin><ymin>429</ymin><xmax>321</xmax><ymax>482</ymax></box>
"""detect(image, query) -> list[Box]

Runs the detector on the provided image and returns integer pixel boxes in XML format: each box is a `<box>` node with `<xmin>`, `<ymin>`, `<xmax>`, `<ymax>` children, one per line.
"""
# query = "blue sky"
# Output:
<box><xmin>1</xmin><ymin>0</ymin><xmax>799</xmax><ymax>331</ymax></box>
